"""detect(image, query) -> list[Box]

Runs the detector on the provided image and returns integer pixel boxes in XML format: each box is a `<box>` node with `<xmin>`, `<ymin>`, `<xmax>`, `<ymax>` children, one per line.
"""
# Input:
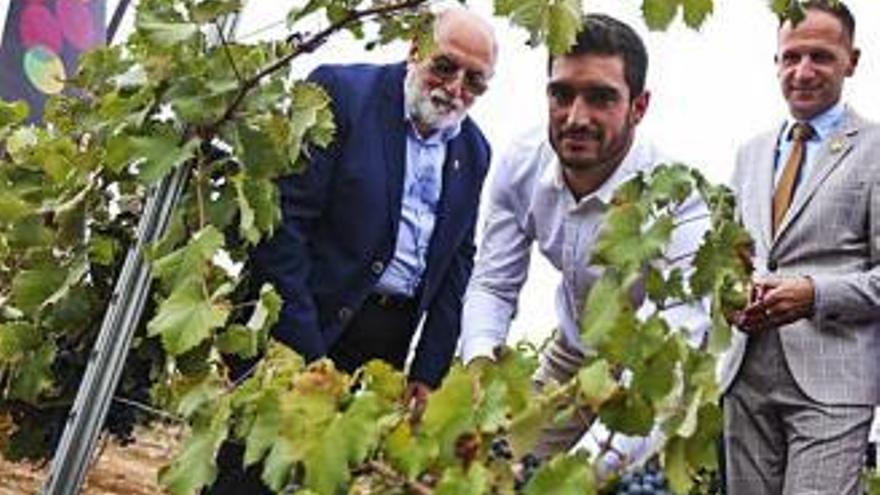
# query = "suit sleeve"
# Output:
<box><xmin>251</xmin><ymin>66</ymin><xmax>346</xmax><ymax>361</ymax></box>
<box><xmin>810</xmin><ymin>169</ymin><xmax>880</xmax><ymax>324</ymax></box>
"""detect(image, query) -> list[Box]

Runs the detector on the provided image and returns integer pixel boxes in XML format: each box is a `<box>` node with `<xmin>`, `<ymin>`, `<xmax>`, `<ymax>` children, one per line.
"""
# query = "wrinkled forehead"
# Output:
<box><xmin>433</xmin><ymin>16</ymin><xmax>496</xmax><ymax>76</ymax></box>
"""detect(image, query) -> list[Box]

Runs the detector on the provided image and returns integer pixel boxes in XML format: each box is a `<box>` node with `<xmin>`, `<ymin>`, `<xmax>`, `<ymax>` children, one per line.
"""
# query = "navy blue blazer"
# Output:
<box><xmin>252</xmin><ymin>62</ymin><xmax>491</xmax><ymax>386</ymax></box>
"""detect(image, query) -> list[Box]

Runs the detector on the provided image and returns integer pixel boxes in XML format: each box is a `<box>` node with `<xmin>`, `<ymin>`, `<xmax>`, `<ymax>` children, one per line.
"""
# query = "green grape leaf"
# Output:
<box><xmin>642</xmin><ymin>0</ymin><xmax>681</xmax><ymax>31</ymax></box>
<box><xmin>10</xmin><ymin>268</ymin><xmax>67</xmax><ymax>313</ymax></box>
<box><xmin>509</xmin><ymin>402</ymin><xmax>546</xmax><ymax>458</ymax></box>
<box><xmin>594</xmin><ymin>204</ymin><xmax>674</xmax><ymax>274</ymax></box>
<box><xmin>152</xmin><ymin>225</ymin><xmax>225</xmax><ymax>292</ymax></box>
<box><xmin>479</xmin><ymin>347</ymin><xmax>538</xmax><ymax>422</ymax></box>
<box><xmin>683</xmin><ymin>0</ymin><xmax>714</xmax><ymax>28</ymax></box>
<box><xmin>261</xmin><ymin>436</ymin><xmax>297</xmax><ymax>491</ymax></box>
<box><xmin>0</xmin><ymin>100</ymin><xmax>29</xmax><ymax>127</ymax></box>
<box><xmin>663</xmin><ymin>436</ymin><xmax>694</xmax><ymax>495</ymax></box>
<box><xmin>137</xmin><ymin>12</ymin><xmax>200</xmax><ymax>45</ymax></box>
<box><xmin>160</xmin><ymin>399</ymin><xmax>231</xmax><ymax>495</ymax></box>
<box><xmin>580</xmin><ymin>275</ymin><xmax>629</xmax><ymax>348</ymax></box>
<box><xmin>0</xmin><ymin>323</ymin><xmax>43</xmax><ymax>363</ymax></box>
<box><xmin>216</xmin><ymin>324</ymin><xmax>260</xmax><ymax>358</ymax></box>
<box><xmin>524</xmin><ymin>452</ymin><xmax>595</xmax><ymax>495</ymax></box>
<box><xmin>546</xmin><ymin>0</ymin><xmax>582</xmax><ymax>55</ymax></box>
<box><xmin>598</xmin><ymin>390</ymin><xmax>654</xmax><ymax>436</ymax></box>
<box><xmin>576</xmin><ymin>359</ymin><xmax>618</xmax><ymax>411</ymax></box>
<box><xmin>189</xmin><ymin>0</ymin><xmax>242</xmax><ymax>23</ymax></box>
<box><xmin>302</xmin><ymin>392</ymin><xmax>383</xmax><ymax>494</ymax></box>
<box><xmin>434</xmin><ymin>464</ymin><xmax>490</xmax><ymax>495</ymax></box>
<box><xmin>384</xmin><ymin>421</ymin><xmax>436</xmax><ymax>479</ymax></box>
<box><xmin>130</xmin><ymin>135</ymin><xmax>200</xmax><ymax>184</ymax></box>
<box><xmin>147</xmin><ymin>280</ymin><xmax>230</xmax><ymax>356</ymax></box>
<box><xmin>632</xmin><ymin>337</ymin><xmax>680</xmax><ymax>402</ymax></box>
<box><xmin>421</xmin><ymin>364</ymin><xmax>476</xmax><ymax>462</ymax></box>
<box><xmin>243</xmin><ymin>389</ymin><xmax>282</xmax><ymax>466</ymax></box>
<box><xmin>0</xmin><ymin>193</ymin><xmax>30</xmax><ymax>224</ymax></box>
<box><xmin>8</xmin><ymin>342</ymin><xmax>55</xmax><ymax>403</ymax></box>
<box><xmin>287</xmin><ymin>0</ymin><xmax>328</xmax><ymax>25</ymax></box>
<box><xmin>690</xmin><ymin>221</ymin><xmax>752</xmax><ymax>296</ymax></box>
<box><xmin>290</xmin><ymin>81</ymin><xmax>335</xmax><ymax>156</ymax></box>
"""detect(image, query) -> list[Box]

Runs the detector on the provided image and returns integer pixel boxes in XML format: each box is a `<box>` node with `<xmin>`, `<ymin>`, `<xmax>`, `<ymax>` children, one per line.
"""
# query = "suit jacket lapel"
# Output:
<box><xmin>774</xmin><ymin>108</ymin><xmax>861</xmax><ymax>242</ymax></box>
<box><xmin>755</xmin><ymin>129</ymin><xmax>780</xmax><ymax>251</ymax></box>
<box><xmin>380</xmin><ymin>63</ymin><xmax>408</xmax><ymax>232</ymax></box>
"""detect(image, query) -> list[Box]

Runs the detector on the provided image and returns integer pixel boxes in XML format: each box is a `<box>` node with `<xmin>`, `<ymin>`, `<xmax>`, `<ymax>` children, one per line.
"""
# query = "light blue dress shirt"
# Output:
<box><xmin>774</xmin><ymin>100</ymin><xmax>846</xmax><ymax>192</ymax></box>
<box><xmin>374</xmin><ymin>107</ymin><xmax>461</xmax><ymax>297</ymax></box>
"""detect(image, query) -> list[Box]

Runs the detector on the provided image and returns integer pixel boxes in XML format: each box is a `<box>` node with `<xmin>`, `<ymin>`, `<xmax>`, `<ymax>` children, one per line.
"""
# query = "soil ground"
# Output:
<box><xmin>0</xmin><ymin>426</ymin><xmax>179</xmax><ymax>495</ymax></box>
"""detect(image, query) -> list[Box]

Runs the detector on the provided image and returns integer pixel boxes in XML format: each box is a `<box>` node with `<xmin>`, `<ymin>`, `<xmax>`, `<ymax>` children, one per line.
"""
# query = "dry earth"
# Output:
<box><xmin>0</xmin><ymin>426</ymin><xmax>179</xmax><ymax>495</ymax></box>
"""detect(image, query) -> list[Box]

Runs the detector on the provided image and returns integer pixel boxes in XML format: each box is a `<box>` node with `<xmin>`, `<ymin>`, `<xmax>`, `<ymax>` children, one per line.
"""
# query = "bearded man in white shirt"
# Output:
<box><xmin>460</xmin><ymin>13</ymin><xmax>709</xmax><ymax>459</ymax></box>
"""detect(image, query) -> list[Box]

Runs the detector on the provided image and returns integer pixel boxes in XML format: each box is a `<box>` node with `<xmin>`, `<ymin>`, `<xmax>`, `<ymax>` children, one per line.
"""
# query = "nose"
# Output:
<box><xmin>792</xmin><ymin>57</ymin><xmax>816</xmax><ymax>81</ymax></box>
<box><xmin>565</xmin><ymin>95</ymin><xmax>591</xmax><ymax>127</ymax></box>
<box><xmin>440</xmin><ymin>70</ymin><xmax>467</xmax><ymax>99</ymax></box>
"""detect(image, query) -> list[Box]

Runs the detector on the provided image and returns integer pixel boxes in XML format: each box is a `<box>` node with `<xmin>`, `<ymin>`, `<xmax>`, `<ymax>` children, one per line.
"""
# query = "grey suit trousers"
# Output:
<box><xmin>724</xmin><ymin>328</ymin><xmax>873</xmax><ymax>495</ymax></box>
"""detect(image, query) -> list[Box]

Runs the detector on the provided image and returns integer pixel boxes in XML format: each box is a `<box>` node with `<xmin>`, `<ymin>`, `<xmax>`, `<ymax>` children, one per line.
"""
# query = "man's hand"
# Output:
<box><xmin>404</xmin><ymin>380</ymin><xmax>432</xmax><ymax>421</ymax></box>
<box><xmin>736</xmin><ymin>276</ymin><xmax>815</xmax><ymax>333</ymax></box>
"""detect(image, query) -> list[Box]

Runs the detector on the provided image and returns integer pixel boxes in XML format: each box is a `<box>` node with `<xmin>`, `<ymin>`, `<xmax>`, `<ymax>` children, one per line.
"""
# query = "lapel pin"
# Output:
<box><xmin>830</xmin><ymin>138</ymin><xmax>845</xmax><ymax>153</ymax></box>
<box><xmin>453</xmin><ymin>159</ymin><xmax>460</xmax><ymax>171</ymax></box>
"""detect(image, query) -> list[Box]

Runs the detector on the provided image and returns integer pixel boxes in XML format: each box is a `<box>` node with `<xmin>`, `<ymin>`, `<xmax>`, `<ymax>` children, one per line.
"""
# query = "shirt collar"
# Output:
<box><xmin>783</xmin><ymin>100</ymin><xmax>846</xmax><ymax>142</ymax></box>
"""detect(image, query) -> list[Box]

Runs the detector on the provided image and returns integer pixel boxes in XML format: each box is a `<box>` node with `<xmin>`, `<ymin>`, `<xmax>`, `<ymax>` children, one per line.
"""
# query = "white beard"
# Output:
<box><xmin>404</xmin><ymin>68</ymin><xmax>467</xmax><ymax>133</ymax></box>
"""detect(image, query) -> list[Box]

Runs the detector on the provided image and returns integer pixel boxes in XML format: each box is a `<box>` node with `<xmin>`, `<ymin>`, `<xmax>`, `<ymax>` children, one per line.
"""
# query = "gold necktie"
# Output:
<box><xmin>772</xmin><ymin>122</ymin><xmax>815</xmax><ymax>235</ymax></box>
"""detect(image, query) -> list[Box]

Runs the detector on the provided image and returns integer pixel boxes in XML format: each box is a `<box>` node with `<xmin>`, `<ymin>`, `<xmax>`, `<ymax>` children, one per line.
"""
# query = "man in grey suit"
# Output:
<box><xmin>721</xmin><ymin>1</ymin><xmax>880</xmax><ymax>493</ymax></box>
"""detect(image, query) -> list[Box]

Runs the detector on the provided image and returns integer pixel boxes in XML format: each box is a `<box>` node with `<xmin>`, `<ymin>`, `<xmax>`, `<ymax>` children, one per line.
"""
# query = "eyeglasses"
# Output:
<box><xmin>428</xmin><ymin>55</ymin><xmax>489</xmax><ymax>96</ymax></box>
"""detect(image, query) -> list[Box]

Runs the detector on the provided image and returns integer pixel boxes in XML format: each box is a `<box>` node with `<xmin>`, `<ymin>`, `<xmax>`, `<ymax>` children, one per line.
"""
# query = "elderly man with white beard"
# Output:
<box><xmin>252</xmin><ymin>7</ymin><xmax>495</xmax><ymax>407</ymax></box>
<box><xmin>211</xmin><ymin>8</ymin><xmax>496</xmax><ymax>494</ymax></box>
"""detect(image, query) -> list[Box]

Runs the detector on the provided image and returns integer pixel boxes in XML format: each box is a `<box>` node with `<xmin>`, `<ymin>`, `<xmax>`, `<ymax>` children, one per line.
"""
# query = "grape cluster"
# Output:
<box><xmin>613</xmin><ymin>463</ymin><xmax>669</xmax><ymax>495</ymax></box>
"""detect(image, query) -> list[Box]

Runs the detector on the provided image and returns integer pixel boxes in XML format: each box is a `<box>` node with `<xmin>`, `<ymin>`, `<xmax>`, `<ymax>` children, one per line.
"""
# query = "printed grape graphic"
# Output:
<box><xmin>0</xmin><ymin>0</ymin><xmax>105</xmax><ymax>120</ymax></box>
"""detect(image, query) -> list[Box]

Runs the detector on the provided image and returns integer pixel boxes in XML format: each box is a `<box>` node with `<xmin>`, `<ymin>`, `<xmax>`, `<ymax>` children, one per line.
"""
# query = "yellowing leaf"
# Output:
<box><xmin>523</xmin><ymin>452</ymin><xmax>596</xmax><ymax>495</ymax></box>
<box><xmin>160</xmin><ymin>399</ymin><xmax>231</xmax><ymax>495</ymax></box>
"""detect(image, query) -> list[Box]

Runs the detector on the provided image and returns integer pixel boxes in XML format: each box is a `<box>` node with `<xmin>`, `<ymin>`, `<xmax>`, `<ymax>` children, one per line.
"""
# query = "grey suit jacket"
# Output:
<box><xmin>720</xmin><ymin>107</ymin><xmax>880</xmax><ymax>405</ymax></box>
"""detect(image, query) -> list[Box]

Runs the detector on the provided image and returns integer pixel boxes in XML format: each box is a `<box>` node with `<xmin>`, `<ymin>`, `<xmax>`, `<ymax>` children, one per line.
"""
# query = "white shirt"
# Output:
<box><xmin>460</xmin><ymin>130</ymin><xmax>711</xmax><ymax>362</ymax></box>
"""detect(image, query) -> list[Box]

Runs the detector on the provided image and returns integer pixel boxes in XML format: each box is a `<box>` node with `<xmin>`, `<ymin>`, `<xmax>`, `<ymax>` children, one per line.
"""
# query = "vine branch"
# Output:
<box><xmin>209</xmin><ymin>0</ymin><xmax>430</xmax><ymax>132</ymax></box>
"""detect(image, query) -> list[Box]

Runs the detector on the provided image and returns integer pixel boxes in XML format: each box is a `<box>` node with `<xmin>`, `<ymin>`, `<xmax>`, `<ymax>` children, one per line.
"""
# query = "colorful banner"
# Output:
<box><xmin>0</xmin><ymin>0</ymin><xmax>106</xmax><ymax>122</ymax></box>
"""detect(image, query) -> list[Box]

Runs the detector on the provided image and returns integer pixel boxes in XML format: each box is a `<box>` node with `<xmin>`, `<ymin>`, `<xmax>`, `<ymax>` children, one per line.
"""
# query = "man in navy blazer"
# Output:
<box><xmin>252</xmin><ymin>9</ymin><xmax>496</xmax><ymax>399</ymax></box>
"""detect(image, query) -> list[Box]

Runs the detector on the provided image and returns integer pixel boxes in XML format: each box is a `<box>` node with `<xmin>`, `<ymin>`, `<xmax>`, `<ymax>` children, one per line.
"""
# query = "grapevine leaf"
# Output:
<box><xmin>10</xmin><ymin>268</ymin><xmax>67</xmax><ymax>313</ymax></box>
<box><xmin>683</xmin><ymin>0</ymin><xmax>714</xmax><ymax>28</ymax></box>
<box><xmin>598</xmin><ymin>390</ymin><xmax>654</xmax><ymax>436</ymax></box>
<box><xmin>509</xmin><ymin>403</ymin><xmax>545</xmax><ymax>458</ymax></box>
<box><xmin>8</xmin><ymin>343</ymin><xmax>55</xmax><ymax>403</ymax></box>
<box><xmin>0</xmin><ymin>323</ymin><xmax>43</xmax><ymax>363</ymax></box>
<box><xmin>189</xmin><ymin>0</ymin><xmax>242</xmax><ymax>23</ymax></box>
<box><xmin>152</xmin><ymin>225</ymin><xmax>225</xmax><ymax>292</ymax></box>
<box><xmin>663</xmin><ymin>436</ymin><xmax>694</xmax><ymax>494</ymax></box>
<box><xmin>478</xmin><ymin>347</ymin><xmax>538</xmax><ymax>421</ymax></box>
<box><xmin>361</xmin><ymin>360</ymin><xmax>406</xmax><ymax>406</ymax></box>
<box><xmin>131</xmin><ymin>135</ymin><xmax>200</xmax><ymax>184</ymax></box>
<box><xmin>576</xmin><ymin>359</ymin><xmax>618</xmax><ymax>411</ymax></box>
<box><xmin>384</xmin><ymin>421</ymin><xmax>436</xmax><ymax>479</ymax></box>
<box><xmin>302</xmin><ymin>392</ymin><xmax>383</xmax><ymax>494</ymax></box>
<box><xmin>593</xmin><ymin>205</ymin><xmax>674</xmax><ymax>274</ymax></box>
<box><xmin>287</xmin><ymin>0</ymin><xmax>328</xmax><ymax>25</ymax></box>
<box><xmin>261</xmin><ymin>437</ymin><xmax>297</xmax><ymax>491</ymax></box>
<box><xmin>147</xmin><ymin>280</ymin><xmax>230</xmax><ymax>356</ymax></box>
<box><xmin>546</xmin><ymin>0</ymin><xmax>582</xmax><ymax>55</ymax></box>
<box><xmin>216</xmin><ymin>324</ymin><xmax>260</xmax><ymax>358</ymax></box>
<box><xmin>160</xmin><ymin>399</ymin><xmax>231</xmax><ymax>495</ymax></box>
<box><xmin>632</xmin><ymin>337</ymin><xmax>680</xmax><ymax>402</ymax></box>
<box><xmin>421</xmin><ymin>364</ymin><xmax>476</xmax><ymax>462</ymax></box>
<box><xmin>0</xmin><ymin>100</ymin><xmax>29</xmax><ymax>127</ymax></box>
<box><xmin>642</xmin><ymin>0</ymin><xmax>681</xmax><ymax>31</ymax></box>
<box><xmin>137</xmin><ymin>12</ymin><xmax>200</xmax><ymax>45</ymax></box>
<box><xmin>243</xmin><ymin>389</ymin><xmax>282</xmax><ymax>466</ymax></box>
<box><xmin>579</xmin><ymin>275</ymin><xmax>627</xmax><ymax>348</ymax></box>
<box><xmin>434</xmin><ymin>464</ymin><xmax>490</xmax><ymax>495</ymax></box>
<box><xmin>523</xmin><ymin>452</ymin><xmax>595</xmax><ymax>495</ymax></box>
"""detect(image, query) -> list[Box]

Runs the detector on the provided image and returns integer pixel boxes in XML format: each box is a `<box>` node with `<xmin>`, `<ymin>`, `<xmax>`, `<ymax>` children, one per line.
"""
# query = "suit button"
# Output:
<box><xmin>338</xmin><ymin>307</ymin><xmax>353</xmax><ymax>323</ymax></box>
<box><xmin>767</xmin><ymin>259</ymin><xmax>778</xmax><ymax>272</ymax></box>
<box><xmin>371</xmin><ymin>260</ymin><xmax>385</xmax><ymax>275</ymax></box>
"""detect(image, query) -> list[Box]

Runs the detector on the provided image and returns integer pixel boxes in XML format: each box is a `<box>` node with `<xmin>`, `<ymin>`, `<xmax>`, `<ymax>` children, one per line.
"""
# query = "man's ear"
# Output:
<box><xmin>847</xmin><ymin>47</ymin><xmax>861</xmax><ymax>77</ymax></box>
<box><xmin>630</xmin><ymin>90</ymin><xmax>651</xmax><ymax>125</ymax></box>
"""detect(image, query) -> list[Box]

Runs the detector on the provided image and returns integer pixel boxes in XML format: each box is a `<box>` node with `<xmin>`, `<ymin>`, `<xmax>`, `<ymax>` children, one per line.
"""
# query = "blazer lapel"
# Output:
<box><xmin>422</xmin><ymin>139</ymin><xmax>470</xmax><ymax>294</ymax></box>
<box><xmin>774</xmin><ymin>109</ymin><xmax>860</xmax><ymax>241</ymax></box>
<box><xmin>379</xmin><ymin>63</ymin><xmax>409</xmax><ymax>232</ymax></box>
<box><xmin>755</xmin><ymin>129</ymin><xmax>780</xmax><ymax>251</ymax></box>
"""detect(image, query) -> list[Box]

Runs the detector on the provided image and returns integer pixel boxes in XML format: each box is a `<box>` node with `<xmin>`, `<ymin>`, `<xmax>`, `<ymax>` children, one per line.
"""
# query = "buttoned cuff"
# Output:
<box><xmin>460</xmin><ymin>335</ymin><xmax>502</xmax><ymax>364</ymax></box>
